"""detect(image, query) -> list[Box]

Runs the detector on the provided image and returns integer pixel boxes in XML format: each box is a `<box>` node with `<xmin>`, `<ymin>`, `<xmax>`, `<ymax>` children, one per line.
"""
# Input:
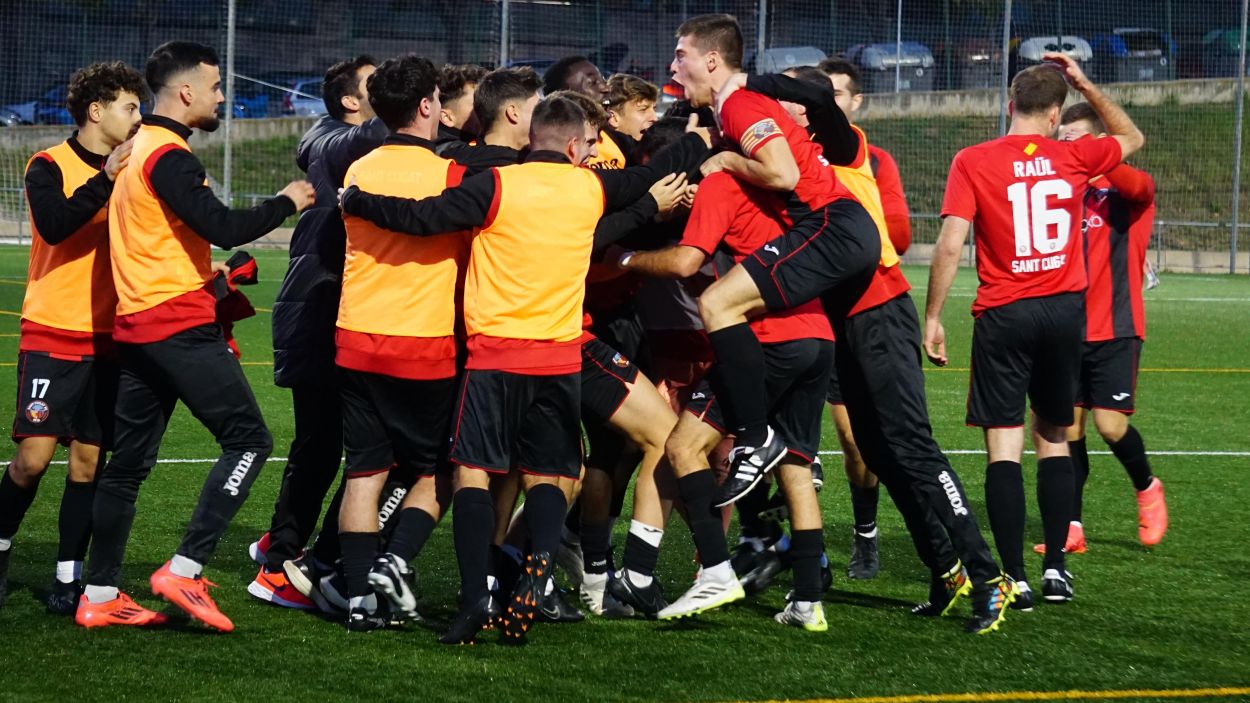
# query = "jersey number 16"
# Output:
<box><xmin>1007</xmin><ymin>179</ymin><xmax>1073</xmax><ymax>257</ymax></box>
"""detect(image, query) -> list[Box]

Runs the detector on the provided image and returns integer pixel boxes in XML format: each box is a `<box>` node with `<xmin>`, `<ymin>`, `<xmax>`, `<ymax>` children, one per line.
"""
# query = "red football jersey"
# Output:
<box><xmin>941</xmin><ymin>134</ymin><xmax>1122</xmax><ymax>314</ymax></box>
<box><xmin>718</xmin><ymin>90</ymin><xmax>847</xmax><ymax>220</ymax></box>
<box><xmin>1083</xmin><ymin>160</ymin><xmax>1155</xmax><ymax>342</ymax></box>
<box><xmin>681</xmin><ymin>172</ymin><xmax>833</xmax><ymax>344</ymax></box>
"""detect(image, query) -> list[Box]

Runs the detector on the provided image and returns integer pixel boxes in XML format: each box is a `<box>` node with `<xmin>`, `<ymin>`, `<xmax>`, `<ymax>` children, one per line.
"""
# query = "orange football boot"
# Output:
<box><xmin>150</xmin><ymin>562</ymin><xmax>234</xmax><ymax>632</ymax></box>
<box><xmin>1137</xmin><ymin>478</ymin><xmax>1168</xmax><ymax>546</ymax></box>
<box><xmin>75</xmin><ymin>592</ymin><xmax>168</xmax><ymax>628</ymax></box>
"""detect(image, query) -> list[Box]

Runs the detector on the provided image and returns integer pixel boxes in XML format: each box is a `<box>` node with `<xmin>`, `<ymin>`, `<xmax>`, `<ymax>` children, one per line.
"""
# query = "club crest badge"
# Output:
<box><xmin>25</xmin><ymin>400</ymin><xmax>50</xmax><ymax>424</ymax></box>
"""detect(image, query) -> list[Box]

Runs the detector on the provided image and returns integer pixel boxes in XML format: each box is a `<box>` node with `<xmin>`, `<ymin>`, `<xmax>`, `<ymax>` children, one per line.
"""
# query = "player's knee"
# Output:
<box><xmin>1092</xmin><ymin>411</ymin><xmax>1129</xmax><ymax>444</ymax></box>
<box><xmin>11</xmin><ymin>449</ymin><xmax>54</xmax><ymax>485</ymax></box>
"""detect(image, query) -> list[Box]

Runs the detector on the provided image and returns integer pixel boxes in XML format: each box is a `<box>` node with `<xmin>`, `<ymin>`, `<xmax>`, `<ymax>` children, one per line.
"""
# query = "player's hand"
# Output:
<box><xmin>922</xmin><ymin>318</ymin><xmax>948</xmax><ymax>367</ymax></box>
<box><xmin>104</xmin><ymin>138</ymin><xmax>134</xmax><ymax>181</ymax></box>
<box><xmin>1042</xmin><ymin>52</ymin><xmax>1092</xmax><ymax>93</ymax></box>
<box><xmin>210</xmin><ymin>260</ymin><xmax>231</xmax><ymax>277</ymax></box>
<box><xmin>648</xmin><ymin>172</ymin><xmax>688</xmax><ymax>216</ymax></box>
<box><xmin>279</xmin><ymin>180</ymin><xmax>316</xmax><ymax>212</ymax></box>
<box><xmin>336</xmin><ymin>176</ymin><xmax>358</xmax><ymax>211</ymax></box>
<box><xmin>699</xmin><ymin>151</ymin><xmax>735</xmax><ymax>178</ymax></box>
<box><xmin>715</xmin><ymin>72</ymin><xmax>749</xmax><ymax>114</ymax></box>
<box><xmin>685</xmin><ymin>114</ymin><xmax>712</xmax><ymax>147</ymax></box>
<box><xmin>680</xmin><ymin>183</ymin><xmax>699</xmax><ymax>208</ymax></box>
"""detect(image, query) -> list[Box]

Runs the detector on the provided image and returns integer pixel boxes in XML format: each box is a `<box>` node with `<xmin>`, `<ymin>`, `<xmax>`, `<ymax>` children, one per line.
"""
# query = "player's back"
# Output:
<box><xmin>464</xmin><ymin>160</ymin><xmax>606</xmax><ymax>343</ymax></box>
<box><xmin>719</xmin><ymin>90</ymin><xmax>847</xmax><ymax>220</ymax></box>
<box><xmin>942</xmin><ymin>133</ymin><xmax>1122</xmax><ymax>314</ymax></box>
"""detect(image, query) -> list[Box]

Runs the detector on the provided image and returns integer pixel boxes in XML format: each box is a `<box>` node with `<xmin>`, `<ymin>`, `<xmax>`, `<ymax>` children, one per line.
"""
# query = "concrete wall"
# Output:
<box><xmin>857</xmin><ymin>78</ymin><xmax>1240</xmax><ymax>121</ymax></box>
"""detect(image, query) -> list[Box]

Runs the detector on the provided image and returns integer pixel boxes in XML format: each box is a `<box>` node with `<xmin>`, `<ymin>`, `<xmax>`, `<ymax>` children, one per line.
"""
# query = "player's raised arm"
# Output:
<box><xmin>1043</xmin><ymin>52</ymin><xmax>1144</xmax><ymax>159</ymax></box>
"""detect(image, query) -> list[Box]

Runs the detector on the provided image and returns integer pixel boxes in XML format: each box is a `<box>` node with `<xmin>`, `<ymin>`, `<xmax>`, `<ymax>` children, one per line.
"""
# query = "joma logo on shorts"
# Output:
<box><xmin>938</xmin><ymin>471</ymin><xmax>969</xmax><ymax>516</ymax></box>
<box><xmin>223</xmin><ymin>452</ymin><xmax>257</xmax><ymax>496</ymax></box>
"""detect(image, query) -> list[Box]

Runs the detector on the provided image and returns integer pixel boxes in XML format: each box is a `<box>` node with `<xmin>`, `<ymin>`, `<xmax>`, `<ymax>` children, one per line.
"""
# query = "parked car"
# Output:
<box><xmin>744</xmin><ymin>46</ymin><xmax>826</xmax><ymax>74</ymax></box>
<box><xmin>1012</xmin><ymin>35</ymin><xmax>1093</xmax><ymax>78</ymax></box>
<box><xmin>1091</xmin><ymin>28</ymin><xmax>1176</xmax><ymax>83</ymax></box>
<box><xmin>1</xmin><ymin>101</ymin><xmax>35</xmax><ymax>124</ymax></box>
<box><xmin>846</xmin><ymin>42</ymin><xmax>935</xmax><ymax>93</ymax></box>
<box><xmin>35</xmin><ymin>86</ymin><xmax>73</xmax><ymax>125</ymax></box>
<box><xmin>1201</xmin><ymin>29</ymin><xmax>1245</xmax><ymax>78</ymax></box>
<box><xmin>0</xmin><ymin>106</ymin><xmax>30</xmax><ymax>126</ymax></box>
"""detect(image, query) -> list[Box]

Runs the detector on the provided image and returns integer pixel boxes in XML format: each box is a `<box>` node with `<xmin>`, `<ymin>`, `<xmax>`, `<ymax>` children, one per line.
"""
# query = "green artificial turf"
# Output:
<box><xmin>0</xmin><ymin>248</ymin><xmax>1245</xmax><ymax>702</ymax></box>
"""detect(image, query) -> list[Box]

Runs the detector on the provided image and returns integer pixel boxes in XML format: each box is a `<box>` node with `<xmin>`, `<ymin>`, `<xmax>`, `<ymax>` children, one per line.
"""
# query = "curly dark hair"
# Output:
<box><xmin>66</xmin><ymin>61</ymin><xmax>148</xmax><ymax>127</ymax></box>
<box><xmin>366</xmin><ymin>54</ymin><xmax>439</xmax><ymax>131</ymax></box>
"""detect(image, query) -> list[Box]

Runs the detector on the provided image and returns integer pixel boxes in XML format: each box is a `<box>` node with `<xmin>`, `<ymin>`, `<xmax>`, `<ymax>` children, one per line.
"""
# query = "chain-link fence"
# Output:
<box><xmin>1</xmin><ymin>0</ymin><xmax>1247</xmax><ymax>272</ymax></box>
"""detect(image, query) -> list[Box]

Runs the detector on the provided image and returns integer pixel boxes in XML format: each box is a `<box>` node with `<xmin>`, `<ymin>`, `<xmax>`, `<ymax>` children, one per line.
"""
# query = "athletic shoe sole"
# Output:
<box><xmin>367</xmin><ymin>570</ymin><xmax>418</xmax><ymax>620</ymax></box>
<box><xmin>283</xmin><ymin>559</ymin><xmax>315</xmax><ymax>597</ymax></box>
<box><xmin>246</xmin><ymin>580</ymin><xmax>316</xmax><ymax>610</ymax></box>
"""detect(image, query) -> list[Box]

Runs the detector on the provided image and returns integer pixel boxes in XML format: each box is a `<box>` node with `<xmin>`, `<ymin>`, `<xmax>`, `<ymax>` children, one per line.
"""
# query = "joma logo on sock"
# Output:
<box><xmin>938</xmin><ymin>471</ymin><xmax>969</xmax><ymax>516</ymax></box>
<box><xmin>377</xmin><ymin>487</ymin><xmax>407</xmax><ymax>529</ymax></box>
<box><xmin>223</xmin><ymin>452</ymin><xmax>257</xmax><ymax>496</ymax></box>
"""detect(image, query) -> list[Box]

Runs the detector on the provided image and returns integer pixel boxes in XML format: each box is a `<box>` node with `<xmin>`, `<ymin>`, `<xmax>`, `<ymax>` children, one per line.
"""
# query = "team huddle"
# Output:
<box><xmin>0</xmin><ymin>13</ymin><xmax>1168</xmax><ymax>643</ymax></box>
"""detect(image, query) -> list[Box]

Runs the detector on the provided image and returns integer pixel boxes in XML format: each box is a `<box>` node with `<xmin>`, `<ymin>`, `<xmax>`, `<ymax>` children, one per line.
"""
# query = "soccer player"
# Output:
<box><xmin>543</xmin><ymin>55</ymin><xmax>629</xmax><ymax>169</ymax></box>
<box><xmin>817</xmin><ymin>57</ymin><xmax>913</xmax><ymax>579</ymax></box>
<box><xmin>295</xmin><ymin>56</ymin><xmax>380</xmax><ymax>208</ymax></box>
<box><xmin>603</xmin><ymin>73</ymin><xmax>660</xmax><ymax>155</ymax></box>
<box><xmin>75</xmin><ymin>41</ymin><xmax>315</xmax><ymax>631</ymax></box>
<box><xmin>434</xmin><ymin>63</ymin><xmax>488</xmax><ymax>153</ymax></box>
<box><xmin>618</xmin><ymin>169</ymin><xmax>835</xmax><ymax>630</ymax></box>
<box><xmin>925</xmin><ymin>57</ymin><xmax>1144</xmax><ymax>608</ymax></box>
<box><xmin>253</xmin><ymin>54</ymin><xmax>382</xmax><ymax>611</ymax></box>
<box><xmin>1041</xmin><ymin>102</ymin><xmax>1166</xmax><ymax>551</ymax></box>
<box><xmin>339</xmin><ymin>95</ymin><xmax>709</xmax><ymax>644</ymax></box>
<box><xmin>332</xmin><ymin>55</ymin><xmax>467</xmax><ymax>630</ymax></box>
<box><xmin>441</xmin><ymin>66</ymin><xmax>542</xmax><ymax>173</ymax></box>
<box><xmin>675</xmin><ymin>14</ymin><xmax>1011</xmax><ymax>633</ymax></box>
<box><xmin>0</xmin><ymin>62</ymin><xmax>145</xmax><ymax>615</ymax></box>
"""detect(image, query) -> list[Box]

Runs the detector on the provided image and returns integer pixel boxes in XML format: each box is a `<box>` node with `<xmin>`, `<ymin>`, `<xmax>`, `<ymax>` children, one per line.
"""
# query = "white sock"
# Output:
<box><xmin>1071</xmin><ymin>521</ymin><xmax>1083</xmax><ymax>528</ymax></box>
<box><xmin>348</xmin><ymin>593</ymin><xmax>377</xmax><ymax>612</ymax></box>
<box><xmin>702</xmin><ymin>560</ymin><xmax>734</xmax><ymax>583</ymax></box>
<box><xmin>624</xmin><ymin>568</ymin><xmax>653</xmax><ymax>588</ymax></box>
<box><xmin>582</xmin><ymin>571</ymin><xmax>607</xmax><ymax>588</ymax></box>
<box><xmin>169</xmin><ymin>554</ymin><xmax>203</xmax><ymax>579</ymax></box>
<box><xmin>84</xmin><ymin>584</ymin><xmax>118</xmax><ymax>604</ymax></box>
<box><xmin>55</xmin><ymin>560</ymin><xmax>81</xmax><ymax>584</ymax></box>
<box><xmin>0</xmin><ymin>537</ymin><xmax>11</xmax><ymax>552</ymax></box>
<box><xmin>629</xmin><ymin>520</ymin><xmax>663</xmax><ymax>548</ymax></box>
<box><xmin>856</xmin><ymin>526</ymin><xmax>879</xmax><ymax>539</ymax></box>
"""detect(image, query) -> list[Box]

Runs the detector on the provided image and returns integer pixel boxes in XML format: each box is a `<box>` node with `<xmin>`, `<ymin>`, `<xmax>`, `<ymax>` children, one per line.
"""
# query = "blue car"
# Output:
<box><xmin>35</xmin><ymin>86</ymin><xmax>73</xmax><ymax>125</ymax></box>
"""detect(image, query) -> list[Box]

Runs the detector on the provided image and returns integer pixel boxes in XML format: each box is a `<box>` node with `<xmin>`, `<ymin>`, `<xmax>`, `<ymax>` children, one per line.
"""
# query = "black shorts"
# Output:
<box><xmin>580</xmin><ymin>336</ymin><xmax>639</xmax><ymax>423</ymax></box>
<box><xmin>338</xmin><ymin>367</ymin><xmax>456</xmax><ymax>479</ymax></box>
<box><xmin>742</xmin><ymin>199</ymin><xmax>879</xmax><ymax>318</ymax></box>
<box><xmin>825</xmin><ymin>343</ymin><xmax>843</xmax><ymax>405</ymax></box>
<box><xmin>1078</xmin><ymin>338</ymin><xmax>1142</xmax><ymax>414</ymax></box>
<box><xmin>450</xmin><ymin>369</ymin><xmax>581</xmax><ymax>479</ymax></box>
<box><xmin>967</xmin><ymin>293</ymin><xmax>1084</xmax><ymax>428</ymax></box>
<box><xmin>686</xmin><ymin>339</ymin><xmax>833</xmax><ymax>461</ymax></box>
<box><xmin>12</xmin><ymin>351</ymin><xmax>117</xmax><ymax>447</ymax></box>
